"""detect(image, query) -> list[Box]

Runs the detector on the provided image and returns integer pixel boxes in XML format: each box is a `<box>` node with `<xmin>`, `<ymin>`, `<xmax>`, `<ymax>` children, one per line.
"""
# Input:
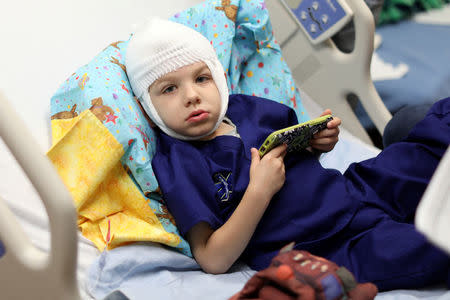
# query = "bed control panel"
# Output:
<box><xmin>281</xmin><ymin>0</ymin><xmax>353</xmax><ymax>44</ymax></box>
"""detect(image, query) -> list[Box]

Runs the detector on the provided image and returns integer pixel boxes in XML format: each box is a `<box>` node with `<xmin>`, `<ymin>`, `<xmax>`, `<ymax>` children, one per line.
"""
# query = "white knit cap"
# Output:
<box><xmin>125</xmin><ymin>17</ymin><xmax>229</xmax><ymax>140</ymax></box>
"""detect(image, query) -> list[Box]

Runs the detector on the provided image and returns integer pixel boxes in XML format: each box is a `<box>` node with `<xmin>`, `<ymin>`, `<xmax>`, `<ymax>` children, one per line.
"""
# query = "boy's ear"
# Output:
<box><xmin>148</xmin><ymin>119</ymin><xmax>157</xmax><ymax>128</ymax></box>
<box><xmin>134</xmin><ymin>96</ymin><xmax>156</xmax><ymax>128</ymax></box>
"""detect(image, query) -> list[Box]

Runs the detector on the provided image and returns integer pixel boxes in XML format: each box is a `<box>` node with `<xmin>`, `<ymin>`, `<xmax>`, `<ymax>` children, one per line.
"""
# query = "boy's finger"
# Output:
<box><xmin>327</xmin><ymin>118</ymin><xmax>341</xmax><ymax>128</ymax></box>
<box><xmin>280</xmin><ymin>146</ymin><xmax>288</xmax><ymax>159</ymax></box>
<box><xmin>267</xmin><ymin>143</ymin><xmax>287</xmax><ymax>159</ymax></box>
<box><xmin>314</xmin><ymin>128</ymin><xmax>339</xmax><ymax>138</ymax></box>
<box><xmin>250</xmin><ymin>148</ymin><xmax>260</xmax><ymax>163</ymax></box>
<box><xmin>311</xmin><ymin>144</ymin><xmax>332</xmax><ymax>152</ymax></box>
<box><xmin>311</xmin><ymin>137</ymin><xmax>338</xmax><ymax>146</ymax></box>
<box><xmin>320</xmin><ymin>109</ymin><xmax>332</xmax><ymax>116</ymax></box>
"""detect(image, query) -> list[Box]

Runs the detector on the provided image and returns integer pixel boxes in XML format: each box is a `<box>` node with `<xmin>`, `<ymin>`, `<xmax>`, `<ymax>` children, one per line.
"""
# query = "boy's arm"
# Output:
<box><xmin>186</xmin><ymin>144</ymin><xmax>287</xmax><ymax>274</ymax></box>
<box><xmin>187</xmin><ymin>184</ymin><xmax>271</xmax><ymax>274</ymax></box>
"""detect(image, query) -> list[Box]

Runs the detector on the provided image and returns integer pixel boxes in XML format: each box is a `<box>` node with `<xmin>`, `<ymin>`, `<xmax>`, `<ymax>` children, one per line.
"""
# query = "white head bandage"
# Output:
<box><xmin>125</xmin><ymin>17</ymin><xmax>229</xmax><ymax>140</ymax></box>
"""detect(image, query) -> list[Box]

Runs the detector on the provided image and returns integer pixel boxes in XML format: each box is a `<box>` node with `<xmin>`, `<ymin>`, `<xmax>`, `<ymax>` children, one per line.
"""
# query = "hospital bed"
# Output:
<box><xmin>351</xmin><ymin>3</ymin><xmax>450</xmax><ymax>142</ymax></box>
<box><xmin>0</xmin><ymin>0</ymin><xmax>448</xmax><ymax>299</ymax></box>
<box><xmin>365</xmin><ymin>5</ymin><xmax>450</xmax><ymax>132</ymax></box>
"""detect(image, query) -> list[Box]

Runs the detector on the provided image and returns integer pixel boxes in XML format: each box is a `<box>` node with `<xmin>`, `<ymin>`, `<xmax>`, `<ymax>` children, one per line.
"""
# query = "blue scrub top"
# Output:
<box><xmin>152</xmin><ymin>94</ymin><xmax>359</xmax><ymax>269</ymax></box>
<box><xmin>152</xmin><ymin>97</ymin><xmax>450</xmax><ymax>289</ymax></box>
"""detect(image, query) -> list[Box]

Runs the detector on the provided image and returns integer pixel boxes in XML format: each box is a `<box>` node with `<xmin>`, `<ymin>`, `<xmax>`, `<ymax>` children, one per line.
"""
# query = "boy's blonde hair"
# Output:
<box><xmin>125</xmin><ymin>17</ymin><xmax>229</xmax><ymax>140</ymax></box>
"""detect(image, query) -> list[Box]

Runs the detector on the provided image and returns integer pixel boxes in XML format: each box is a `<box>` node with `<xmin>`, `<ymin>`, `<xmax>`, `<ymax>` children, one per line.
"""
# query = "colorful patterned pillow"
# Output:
<box><xmin>50</xmin><ymin>41</ymin><xmax>193</xmax><ymax>255</ymax></box>
<box><xmin>50</xmin><ymin>0</ymin><xmax>309</xmax><ymax>256</ymax></box>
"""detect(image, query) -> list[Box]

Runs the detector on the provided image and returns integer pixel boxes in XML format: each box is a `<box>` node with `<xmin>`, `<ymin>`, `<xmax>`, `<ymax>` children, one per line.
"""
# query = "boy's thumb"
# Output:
<box><xmin>250</xmin><ymin>148</ymin><xmax>260</xmax><ymax>163</ymax></box>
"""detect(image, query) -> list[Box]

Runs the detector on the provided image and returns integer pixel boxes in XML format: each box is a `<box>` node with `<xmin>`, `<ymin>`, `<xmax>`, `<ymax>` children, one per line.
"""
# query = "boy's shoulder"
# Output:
<box><xmin>228</xmin><ymin>94</ymin><xmax>294</xmax><ymax>114</ymax></box>
<box><xmin>227</xmin><ymin>94</ymin><xmax>299</xmax><ymax>133</ymax></box>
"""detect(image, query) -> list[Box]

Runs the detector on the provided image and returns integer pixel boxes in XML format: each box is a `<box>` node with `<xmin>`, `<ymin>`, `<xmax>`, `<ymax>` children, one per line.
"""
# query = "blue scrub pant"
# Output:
<box><xmin>307</xmin><ymin>98</ymin><xmax>450</xmax><ymax>291</ymax></box>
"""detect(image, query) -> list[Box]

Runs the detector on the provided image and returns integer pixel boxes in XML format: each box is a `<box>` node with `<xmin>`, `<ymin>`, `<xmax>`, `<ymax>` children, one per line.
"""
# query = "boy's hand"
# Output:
<box><xmin>249</xmin><ymin>144</ymin><xmax>287</xmax><ymax>198</ymax></box>
<box><xmin>310</xmin><ymin>109</ymin><xmax>341</xmax><ymax>153</ymax></box>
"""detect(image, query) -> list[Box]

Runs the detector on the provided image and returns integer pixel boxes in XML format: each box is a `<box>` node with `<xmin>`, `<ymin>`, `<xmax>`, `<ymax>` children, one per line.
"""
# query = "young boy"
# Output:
<box><xmin>125</xmin><ymin>18</ymin><xmax>450</xmax><ymax>291</ymax></box>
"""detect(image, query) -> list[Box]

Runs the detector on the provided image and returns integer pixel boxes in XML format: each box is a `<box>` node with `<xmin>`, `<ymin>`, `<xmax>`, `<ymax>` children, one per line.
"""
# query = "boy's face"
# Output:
<box><xmin>149</xmin><ymin>61</ymin><xmax>222</xmax><ymax>139</ymax></box>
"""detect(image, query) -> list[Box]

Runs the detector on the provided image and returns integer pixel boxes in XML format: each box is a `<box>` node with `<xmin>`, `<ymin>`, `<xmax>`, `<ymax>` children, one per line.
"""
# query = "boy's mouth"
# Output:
<box><xmin>187</xmin><ymin>110</ymin><xmax>209</xmax><ymax>122</ymax></box>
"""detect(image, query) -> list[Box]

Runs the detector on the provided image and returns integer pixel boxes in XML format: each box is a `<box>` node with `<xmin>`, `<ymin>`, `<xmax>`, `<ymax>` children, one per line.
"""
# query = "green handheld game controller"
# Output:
<box><xmin>258</xmin><ymin>115</ymin><xmax>333</xmax><ymax>157</ymax></box>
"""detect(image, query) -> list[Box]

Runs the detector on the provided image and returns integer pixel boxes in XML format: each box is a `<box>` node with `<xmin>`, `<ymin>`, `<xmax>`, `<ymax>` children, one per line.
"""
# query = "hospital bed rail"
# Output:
<box><xmin>0</xmin><ymin>91</ymin><xmax>81</xmax><ymax>300</ymax></box>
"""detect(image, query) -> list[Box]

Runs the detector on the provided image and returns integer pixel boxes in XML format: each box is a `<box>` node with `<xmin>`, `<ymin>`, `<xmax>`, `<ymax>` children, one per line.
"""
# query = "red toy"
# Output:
<box><xmin>230</xmin><ymin>243</ymin><xmax>378</xmax><ymax>300</ymax></box>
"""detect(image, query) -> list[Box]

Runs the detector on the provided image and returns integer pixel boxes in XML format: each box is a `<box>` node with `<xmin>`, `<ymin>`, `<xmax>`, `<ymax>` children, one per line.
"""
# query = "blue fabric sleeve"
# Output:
<box><xmin>152</xmin><ymin>141</ymin><xmax>223</xmax><ymax>237</ymax></box>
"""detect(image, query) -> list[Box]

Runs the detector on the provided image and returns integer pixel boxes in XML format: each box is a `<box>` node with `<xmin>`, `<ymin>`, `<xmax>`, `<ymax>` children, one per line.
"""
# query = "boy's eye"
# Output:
<box><xmin>196</xmin><ymin>75</ymin><xmax>211</xmax><ymax>83</ymax></box>
<box><xmin>162</xmin><ymin>85</ymin><xmax>176</xmax><ymax>94</ymax></box>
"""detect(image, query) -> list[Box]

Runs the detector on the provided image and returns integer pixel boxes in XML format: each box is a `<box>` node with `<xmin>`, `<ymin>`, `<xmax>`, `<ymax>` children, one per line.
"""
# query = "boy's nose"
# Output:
<box><xmin>184</xmin><ymin>85</ymin><xmax>201</xmax><ymax>106</ymax></box>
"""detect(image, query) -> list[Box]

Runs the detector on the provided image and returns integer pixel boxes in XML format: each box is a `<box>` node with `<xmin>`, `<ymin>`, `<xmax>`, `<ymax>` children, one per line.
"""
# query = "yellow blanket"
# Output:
<box><xmin>47</xmin><ymin>110</ymin><xmax>181</xmax><ymax>250</ymax></box>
